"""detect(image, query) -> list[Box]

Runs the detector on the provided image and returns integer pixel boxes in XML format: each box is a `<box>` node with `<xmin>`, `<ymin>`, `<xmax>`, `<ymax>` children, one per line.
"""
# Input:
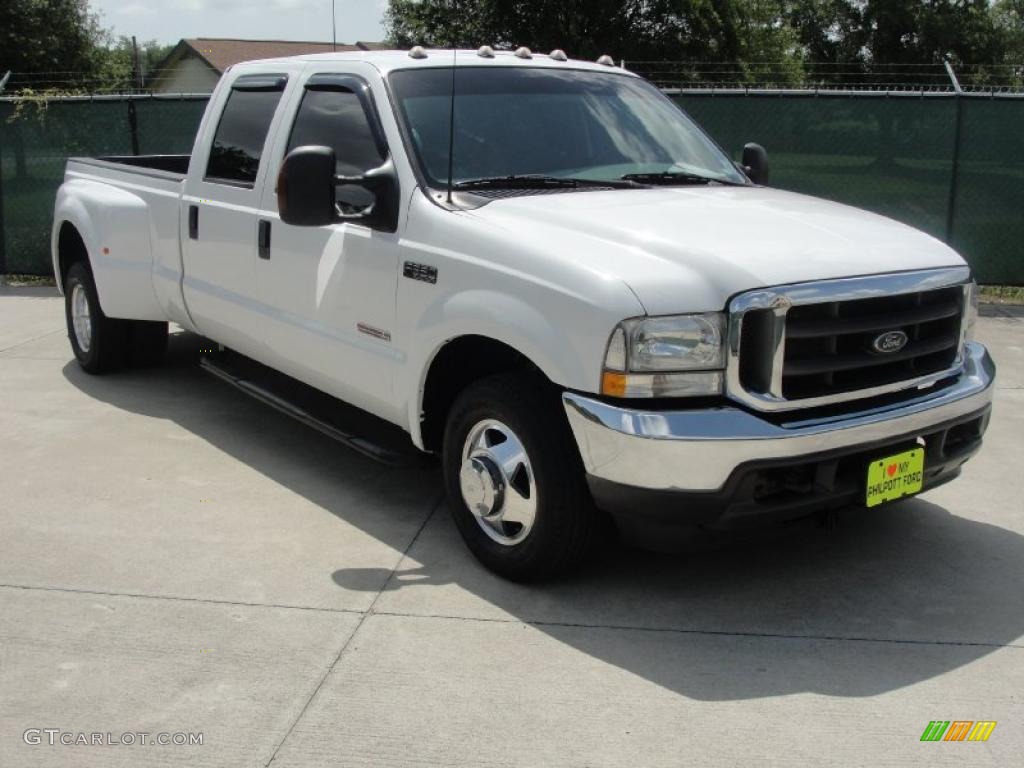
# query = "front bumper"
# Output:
<box><xmin>563</xmin><ymin>341</ymin><xmax>995</xmax><ymax>536</ymax></box>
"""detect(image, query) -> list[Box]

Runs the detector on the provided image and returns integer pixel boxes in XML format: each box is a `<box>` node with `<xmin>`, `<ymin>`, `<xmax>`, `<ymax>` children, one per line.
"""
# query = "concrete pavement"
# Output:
<box><xmin>1</xmin><ymin>287</ymin><xmax>1021</xmax><ymax>767</ymax></box>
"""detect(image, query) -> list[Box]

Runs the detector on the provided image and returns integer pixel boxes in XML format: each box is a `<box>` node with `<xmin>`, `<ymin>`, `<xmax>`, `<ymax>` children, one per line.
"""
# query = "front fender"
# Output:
<box><xmin>404</xmin><ymin>288</ymin><xmax>621</xmax><ymax>449</ymax></box>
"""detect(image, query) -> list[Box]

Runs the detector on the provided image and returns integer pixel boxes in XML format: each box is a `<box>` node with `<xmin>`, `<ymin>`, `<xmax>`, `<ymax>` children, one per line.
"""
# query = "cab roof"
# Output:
<box><xmin>228</xmin><ymin>48</ymin><xmax>637</xmax><ymax>77</ymax></box>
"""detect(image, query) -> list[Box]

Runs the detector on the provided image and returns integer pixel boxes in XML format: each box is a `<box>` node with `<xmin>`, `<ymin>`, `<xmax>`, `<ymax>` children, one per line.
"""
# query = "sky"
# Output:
<box><xmin>90</xmin><ymin>0</ymin><xmax>389</xmax><ymax>45</ymax></box>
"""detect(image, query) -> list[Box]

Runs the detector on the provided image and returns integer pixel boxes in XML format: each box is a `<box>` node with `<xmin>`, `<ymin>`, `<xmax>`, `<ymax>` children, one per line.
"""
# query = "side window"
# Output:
<box><xmin>287</xmin><ymin>84</ymin><xmax>386</xmax><ymax>176</ymax></box>
<box><xmin>206</xmin><ymin>76</ymin><xmax>286</xmax><ymax>186</ymax></box>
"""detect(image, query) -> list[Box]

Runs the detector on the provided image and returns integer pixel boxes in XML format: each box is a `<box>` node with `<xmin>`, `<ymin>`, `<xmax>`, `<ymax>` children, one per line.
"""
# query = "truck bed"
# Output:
<box><xmin>70</xmin><ymin>154</ymin><xmax>190</xmax><ymax>179</ymax></box>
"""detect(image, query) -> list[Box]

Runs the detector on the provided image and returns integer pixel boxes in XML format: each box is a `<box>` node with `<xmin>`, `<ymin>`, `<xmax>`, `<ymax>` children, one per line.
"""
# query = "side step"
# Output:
<box><xmin>199</xmin><ymin>353</ymin><xmax>428</xmax><ymax>468</ymax></box>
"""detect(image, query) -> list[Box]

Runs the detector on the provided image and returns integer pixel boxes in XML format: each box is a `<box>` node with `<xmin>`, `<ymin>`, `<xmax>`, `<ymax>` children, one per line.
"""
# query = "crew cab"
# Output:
<box><xmin>52</xmin><ymin>48</ymin><xmax>995</xmax><ymax>580</ymax></box>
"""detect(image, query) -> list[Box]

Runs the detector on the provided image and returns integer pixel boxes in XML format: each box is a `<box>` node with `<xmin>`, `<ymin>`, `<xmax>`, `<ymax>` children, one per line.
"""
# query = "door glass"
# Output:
<box><xmin>287</xmin><ymin>87</ymin><xmax>386</xmax><ymax>175</ymax></box>
<box><xmin>206</xmin><ymin>85</ymin><xmax>285</xmax><ymax>185</ymax></box>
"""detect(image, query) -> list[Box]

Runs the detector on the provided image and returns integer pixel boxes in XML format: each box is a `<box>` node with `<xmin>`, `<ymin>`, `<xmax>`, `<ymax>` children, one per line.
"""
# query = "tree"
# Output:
<box><xmin>861</xmin><ymin>1</ymin><xmax>1003</xmax><ymax>68</ymax></box>
<box><xmin>0</xmin><ymin>0</ymin><xmax>107</xmax><ymax>90</ymax></box>
<box><xmin>788</xmin><ymin>1</ymin><xmax>1009</xmax><ymax>85</ymax></box>
<box><xmin>786</xmin><ymin>0</ymin><xmax>865</xmax><ymax>66</ymax></box>
<box><xmin>96</xmin><ymin>37</ymin><xmax>176</xmax><ymax>91</ymax></box>
<box><xmin>993</xmin><ymin>0</ymin><xmax>1024</xmax><ymax>75</ymax></box>
<box><xmin>386</xmin><ymin>0</ymin><xmax>801</xmax><ymax>67</ymax></box>
<box><xmin>730</xmin><ymin>1</ymin><xmax>805</xmax><ymax>83</ymax></box>
<box><xmin>1</xmin><ymin>1</ymin><xmax>104</xmax><ymax>180</ymax></box>
<box><xmin>0</xmin><ymin>2</ymin><xmax>155</xmax><ymax>181</ymax></box>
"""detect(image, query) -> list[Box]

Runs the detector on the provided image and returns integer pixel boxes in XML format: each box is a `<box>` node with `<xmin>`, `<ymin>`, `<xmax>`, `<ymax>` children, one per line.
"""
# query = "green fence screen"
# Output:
<box><xmin>0</xmin><ymin>92</ymin><xmax>1021</xmax><ymax>283</ymax></box>
<box><xmin>676</xmin><ymin>92</ymin><xmax>1024</xmax><ymax>284</ymax></box>
<box><xmin>0</xmin><ymin>96</ymin><xmax>207</xmax><ymax>275</ymax></box>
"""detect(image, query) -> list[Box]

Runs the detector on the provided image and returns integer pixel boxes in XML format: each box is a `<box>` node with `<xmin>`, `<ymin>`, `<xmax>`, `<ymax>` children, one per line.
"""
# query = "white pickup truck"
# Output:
<box><xmin>53</xmin><ymin>48</ymin><xmax>994</xmax><ymax>580</ymax></box>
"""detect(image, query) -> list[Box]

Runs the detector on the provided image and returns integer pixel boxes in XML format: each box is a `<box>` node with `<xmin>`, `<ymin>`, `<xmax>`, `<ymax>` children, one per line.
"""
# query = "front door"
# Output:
<box><xmin>254</xmin><ymin>71</ymin><xmax>402</xmax><ymax>422</ymax></box>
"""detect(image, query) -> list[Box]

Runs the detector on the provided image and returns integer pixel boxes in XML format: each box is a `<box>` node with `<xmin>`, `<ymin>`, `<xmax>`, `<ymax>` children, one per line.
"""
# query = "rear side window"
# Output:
<box><xmin>287</xmin><ymin>81</ymin><xmax>386</xmax><ymax>176</ymax></box>
<box><xmin>206</xmin><ymin>75</ymin><xmax>287</xmax><ymax>186</ymax></box>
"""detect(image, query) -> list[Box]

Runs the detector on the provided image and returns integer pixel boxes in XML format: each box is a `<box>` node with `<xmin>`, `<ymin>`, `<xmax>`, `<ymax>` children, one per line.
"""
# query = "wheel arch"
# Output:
<box><xmin>416</xmin><ymin>334</ymin><xmax>554</xmax><ymax>453</ymax></box>
<box><xmin>55</xmin><ymin>220</ymin><xmax>92</xmax><ymax>291</ymax></box>
<box><xmin>51</xmin><ymin>187</ymin><xmax>102</xmax><ymax>295</ymax></box>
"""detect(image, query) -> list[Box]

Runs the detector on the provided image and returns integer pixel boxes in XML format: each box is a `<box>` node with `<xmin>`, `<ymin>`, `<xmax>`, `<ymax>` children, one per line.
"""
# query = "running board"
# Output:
<box><xmin>199</xmin><ymin>355</ymin><xmax>426</xmax><ymax>468</ymax></box>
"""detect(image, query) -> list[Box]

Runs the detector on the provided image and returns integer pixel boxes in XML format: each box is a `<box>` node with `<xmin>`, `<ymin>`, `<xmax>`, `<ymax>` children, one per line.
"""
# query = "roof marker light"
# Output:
<box><xmin>477</xmin><ymin>45</ymin><xmax>495</xmax><ymax>58</ymax></box>
<box><xmin>596</xmin><ymin>54</ymin><xmax>615</xmax><ymax>67</ymax></box>
<box><xmin>514</xmin><ymin>47</ymin><xmax>532</xmax><ymax>59</ymax></box>
<box><xmin>549</xmin><ymin>49</ymin><xmax>568</xmax><ymax>61</ymax></box>
<box><xmin>408</xmin><ymin>46</ymin><xmax>428</xmax><ymax>59</ymax></box>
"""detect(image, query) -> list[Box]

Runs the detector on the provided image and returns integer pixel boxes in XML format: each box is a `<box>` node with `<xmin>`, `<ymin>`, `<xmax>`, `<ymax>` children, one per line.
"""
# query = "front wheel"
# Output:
<box><xmin>442</xmin><ymin>374</ymin><xmax>599</xmax><ymax>581</ymax></box>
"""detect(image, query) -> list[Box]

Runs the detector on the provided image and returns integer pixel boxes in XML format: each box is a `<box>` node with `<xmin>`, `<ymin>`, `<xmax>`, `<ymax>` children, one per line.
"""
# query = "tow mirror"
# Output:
<box><xmin>277</xmin><ymin>145</ymin><xmax>399</xmax><ymax>232</ymax></box>
<box><xmin>277</xmin><ymin>146</ymin><xmax>336</xmax><ymax>226</ymax></box>
<box><xmin>741</xmin><ymin>142</ymin><xmax>769</xmax><ymax>185</ymax></box>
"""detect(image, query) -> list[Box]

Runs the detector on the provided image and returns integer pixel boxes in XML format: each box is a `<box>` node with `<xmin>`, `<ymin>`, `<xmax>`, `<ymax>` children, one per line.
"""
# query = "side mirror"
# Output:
<box><xmin>338</xmin><ymin>157</ymin><xmax>400</xmax><ymax>233</ymax></box>
<box><xmin>277</xmin><ymin>146</ymin><xmax>336</xmax><ymax>226</ymax></box>
<box><xmin>741</xmin><ymin>142</ymin><xmax>769</xmax><ymax>185</ymax></box>
<box><xmin>277</xmin><ymin>145</ymin><xmax>399</xmax><ymax>232</ymax></box>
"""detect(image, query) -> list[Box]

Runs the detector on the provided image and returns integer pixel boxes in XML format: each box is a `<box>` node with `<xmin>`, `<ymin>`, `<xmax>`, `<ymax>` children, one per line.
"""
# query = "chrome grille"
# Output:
<box><xmin>727</xmin><ymin>268</ymin><xmax>972</xmax><ymax>412</ymax></box>
<box><xmin>782</xmin><ymin>287</ymin><xmax>963</xmax><ymax>399</ymax></box>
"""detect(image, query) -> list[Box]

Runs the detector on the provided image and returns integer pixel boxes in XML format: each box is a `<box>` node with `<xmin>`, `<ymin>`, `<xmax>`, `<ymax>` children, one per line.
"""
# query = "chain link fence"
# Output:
<box><xmin>630</xmin><ymin>61</ymin><xmax>1024</xmax><ymax>93</ymax></box>
<box><xmin>0</xmin><ymin>89</ymin><xmax>1021</xmax><ymax>284</ymax></box>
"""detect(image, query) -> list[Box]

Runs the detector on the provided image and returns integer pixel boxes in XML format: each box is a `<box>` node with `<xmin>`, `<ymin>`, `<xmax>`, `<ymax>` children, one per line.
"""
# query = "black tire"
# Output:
<box><xmin>442</xmin><ymin>373</ymin><xmax>598</xmax><ymax>581</ymax></box>
<box><xmin>64</xmin><ymin>261</ymin><xmax>128</xmax><ymax>374</ymax></box>
<box><xmin>126</xmin><ymin>320</ymin><xmax>168</xmax><ymax>367</ymax></box>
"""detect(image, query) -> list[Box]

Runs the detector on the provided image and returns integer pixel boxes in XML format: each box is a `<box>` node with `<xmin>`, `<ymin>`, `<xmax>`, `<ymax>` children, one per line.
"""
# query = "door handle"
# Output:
<box><xmin>257</xmin><ymin>219</ymin><xmax>271</xmax><ymax>260</ymax></box>
<box><xmin>188</xmin><ymin>205</ymin><xmax>199</xmax><ymax>239</ymax></box>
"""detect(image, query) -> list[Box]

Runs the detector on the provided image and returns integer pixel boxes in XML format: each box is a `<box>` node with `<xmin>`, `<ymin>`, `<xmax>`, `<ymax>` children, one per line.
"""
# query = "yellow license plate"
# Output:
<box><xmin>866</xmin><ymin>448</ymin><xmax>925</xmax><ymax>507</ymax></box>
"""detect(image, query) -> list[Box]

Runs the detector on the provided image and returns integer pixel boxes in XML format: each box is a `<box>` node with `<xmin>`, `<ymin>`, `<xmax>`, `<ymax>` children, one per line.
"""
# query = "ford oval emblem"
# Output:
<box><xmin>871</xmin><ymin>330</ymin><xmax>909</xmax><ymax>354</ymax></box>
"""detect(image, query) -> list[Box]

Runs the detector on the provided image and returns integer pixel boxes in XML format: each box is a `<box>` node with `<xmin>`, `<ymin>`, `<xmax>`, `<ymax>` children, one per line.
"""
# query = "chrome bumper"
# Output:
<box><xmin>563</xmin><ymin>341</ymin><xmax>995</xmax><ymax>492</ymax></box>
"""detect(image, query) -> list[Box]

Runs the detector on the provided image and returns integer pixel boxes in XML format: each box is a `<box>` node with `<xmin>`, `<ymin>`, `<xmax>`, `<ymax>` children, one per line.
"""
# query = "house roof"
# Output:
<box><xmin>176</xmin><ymin>38</ymin><xmax>388</xmax><ymax>74</ymax></box>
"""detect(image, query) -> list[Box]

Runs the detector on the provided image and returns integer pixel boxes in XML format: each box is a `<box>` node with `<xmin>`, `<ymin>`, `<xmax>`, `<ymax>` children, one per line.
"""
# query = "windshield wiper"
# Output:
<box><xmin>453</xmin><ymin>174</ymin><xmax>641</xmax><ymax>191</ymax></box>
<box><xmin>454</xmin><ymin>174</ymin><xmax>578</xmax><ymax>190</ymax></box>
<box><xmin>620</xmin><ymin>171</ymin><xmax>741</xmax><ymax>186</ymax></box>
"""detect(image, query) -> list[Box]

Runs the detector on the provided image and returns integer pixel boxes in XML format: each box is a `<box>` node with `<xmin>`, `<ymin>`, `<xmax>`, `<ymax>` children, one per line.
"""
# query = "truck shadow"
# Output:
<box><xmin>64</xmin><ymin>329</ymin><xmax>1024</xmax><ymax>702</ymax></box>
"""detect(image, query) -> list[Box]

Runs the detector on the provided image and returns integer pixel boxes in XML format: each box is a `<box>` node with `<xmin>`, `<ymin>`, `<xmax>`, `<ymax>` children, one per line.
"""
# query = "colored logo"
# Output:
<box><xmin>871</xmin><ymin>329</ymin><xmax>909</xmax><ymax>354</ymax></box>
<box><xmin>920</xmin><ymin>721</ymin><xmax>997</xmax><ymax>742</ymax></box>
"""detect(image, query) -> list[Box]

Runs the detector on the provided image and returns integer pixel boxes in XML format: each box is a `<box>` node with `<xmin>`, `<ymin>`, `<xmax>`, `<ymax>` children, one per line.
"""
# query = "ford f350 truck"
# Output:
<box><xmin>53</xmin><ymin>48</ymin><xmax>995</xmax><ymax>580</ymax></box>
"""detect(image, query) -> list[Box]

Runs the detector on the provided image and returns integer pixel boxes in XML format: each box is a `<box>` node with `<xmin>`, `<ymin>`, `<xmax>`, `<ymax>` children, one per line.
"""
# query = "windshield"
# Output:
<box><xmin>389</xmin><ymin>67</ymin><xmax>746</xmax><ymax>188</ymax></box>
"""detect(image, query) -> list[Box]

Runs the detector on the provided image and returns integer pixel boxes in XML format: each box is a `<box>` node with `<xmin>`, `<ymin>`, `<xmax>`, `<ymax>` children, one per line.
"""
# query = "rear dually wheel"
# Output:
<box><xmin>64</xmin><ymin>261</ymin><xmax>168</xmax><ymax>373</ymax></box>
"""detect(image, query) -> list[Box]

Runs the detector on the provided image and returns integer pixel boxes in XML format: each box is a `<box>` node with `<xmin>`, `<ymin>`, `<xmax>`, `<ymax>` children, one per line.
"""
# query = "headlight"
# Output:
<box><xmin>601</xmin><ymin>313</ymin><xmax>726</xmax><ymax>398</ymax></box>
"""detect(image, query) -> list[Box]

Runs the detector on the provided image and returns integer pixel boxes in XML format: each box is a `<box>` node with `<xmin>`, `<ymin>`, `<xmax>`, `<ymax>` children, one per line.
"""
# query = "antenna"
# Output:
<box><xmin>445</xmin><ymin>46</ymin><xmax>457</xmax><ymax>203</ymax></box>
<box><xmin>331</xmin><ymin>0</ymin><xmax>337</xmax><ymax>52</ymax></box>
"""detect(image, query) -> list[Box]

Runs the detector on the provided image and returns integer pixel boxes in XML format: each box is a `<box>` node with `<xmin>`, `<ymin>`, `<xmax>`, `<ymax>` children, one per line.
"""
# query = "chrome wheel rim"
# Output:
<box><xmin>459</xmin><ymin>419</ymin><xmax>537</xmax><ymax>546</ymax></box>
<box><xmin>70</xmin><ymin>283</ymin><xmax>92</xmax><ymax>353</ymax></box>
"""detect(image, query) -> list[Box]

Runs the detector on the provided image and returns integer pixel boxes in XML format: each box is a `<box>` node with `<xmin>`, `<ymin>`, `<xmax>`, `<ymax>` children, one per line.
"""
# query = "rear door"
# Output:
<box><xmin>180</xmin><ymin>71</ymin><xmax>292</xmax><ymax>357</ymax></box>
<box><xmin>254</xmin><ymin>66</ymin><xmax>403</xmax><ymax>423</ymax></box>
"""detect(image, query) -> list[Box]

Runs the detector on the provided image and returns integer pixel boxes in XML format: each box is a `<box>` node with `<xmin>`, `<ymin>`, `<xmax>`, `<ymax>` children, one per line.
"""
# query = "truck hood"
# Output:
<box><xmin>466</xmin><ymin>186</ymin><xmax>965</xmax><ymax>315</ymax></box>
